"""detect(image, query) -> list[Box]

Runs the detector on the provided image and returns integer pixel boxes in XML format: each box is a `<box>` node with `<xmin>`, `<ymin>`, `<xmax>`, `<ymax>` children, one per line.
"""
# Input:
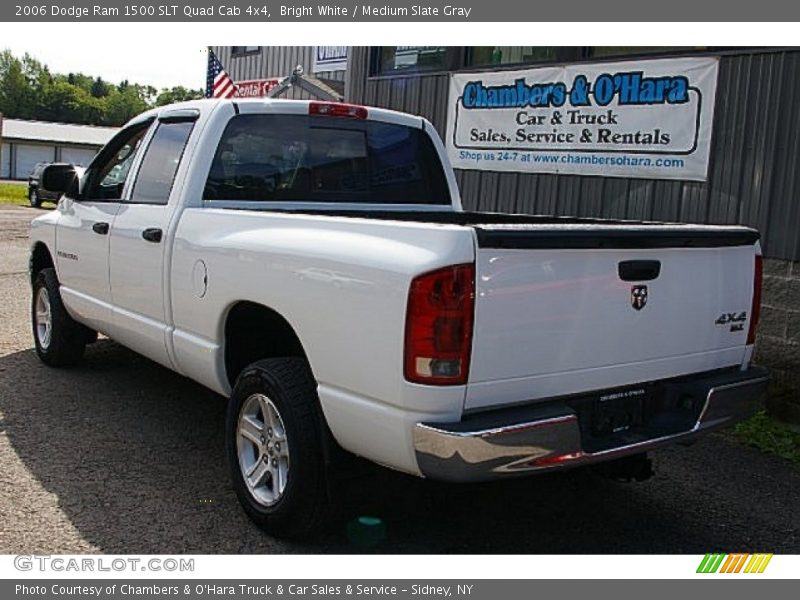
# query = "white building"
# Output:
<box><xmin>0</xmin><ymin>118</ymin><xmax>118</xmax><ymax>180</ymax></box>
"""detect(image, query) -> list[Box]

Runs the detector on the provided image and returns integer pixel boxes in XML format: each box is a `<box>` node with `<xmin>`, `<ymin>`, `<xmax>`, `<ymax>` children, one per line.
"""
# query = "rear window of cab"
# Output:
<box><xmin>203</xmin><ymin>114</ymin><xmax>450</xmax><ymax>205</ymax></box>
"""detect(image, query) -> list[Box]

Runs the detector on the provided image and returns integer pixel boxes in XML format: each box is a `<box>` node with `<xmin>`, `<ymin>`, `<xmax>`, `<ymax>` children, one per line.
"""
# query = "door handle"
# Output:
<box><xmin>618</xmin><ymin>260</ymin><xmax>661</xmax><ymax>282</ymax></box>
<box><xmin>142</xmin><ymin>228</ymin><xmax>163</xmax><ymax>243</ymax></box>
<box><xmin>92</xmin><ymin>222</ymin><xmax>109</xmax><ymax>235</ymax></box>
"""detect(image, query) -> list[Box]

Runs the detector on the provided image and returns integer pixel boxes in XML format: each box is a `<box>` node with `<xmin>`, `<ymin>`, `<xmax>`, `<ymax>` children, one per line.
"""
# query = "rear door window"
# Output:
<box><xmin>130</xmin><ymin>121</ymin><xmax>195</xmax><ymax>205</ymax></box>
<box><xmin>203</xmin><ymin>114</ymin><xmax>449</xmax><ymax>205</ymax></box>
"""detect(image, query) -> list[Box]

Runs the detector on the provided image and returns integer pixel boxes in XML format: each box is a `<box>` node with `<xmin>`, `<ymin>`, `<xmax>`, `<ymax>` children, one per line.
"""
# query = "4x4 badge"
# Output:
<box><xmin>631</xmin><ymin>285</ymin><xmax>648</xmax><ymax>310</ymax></box>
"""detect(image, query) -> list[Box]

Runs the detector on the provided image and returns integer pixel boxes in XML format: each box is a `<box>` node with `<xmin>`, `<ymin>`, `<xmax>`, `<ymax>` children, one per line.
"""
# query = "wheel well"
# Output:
<box><xmin>30</xmin><ymin>243</ymin><xmax>55</xmax><ymax>284</ymax></box>
<box><xmin>224</xmin><ymin>302</ymin><xmax>308</xmax><ymax>387</ymax></box>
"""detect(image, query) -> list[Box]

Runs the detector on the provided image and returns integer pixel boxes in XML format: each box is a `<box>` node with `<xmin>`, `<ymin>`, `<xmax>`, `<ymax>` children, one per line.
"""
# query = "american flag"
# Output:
<box><xmin>206</xmin><ymin>49</ymin><xmax>236</xmax><ymax>98</ymax></box>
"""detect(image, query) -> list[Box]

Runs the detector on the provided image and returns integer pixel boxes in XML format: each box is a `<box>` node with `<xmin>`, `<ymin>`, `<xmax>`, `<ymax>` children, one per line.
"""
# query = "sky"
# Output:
<box><xmin>3</xmin><ymin>24</ymin><xmax>795</xmax><ymax>93</ymax></box>
<box><xmin>1</xmin><ymin>39</ymin><xmax>208</xmax><ymax>91</ymax></box>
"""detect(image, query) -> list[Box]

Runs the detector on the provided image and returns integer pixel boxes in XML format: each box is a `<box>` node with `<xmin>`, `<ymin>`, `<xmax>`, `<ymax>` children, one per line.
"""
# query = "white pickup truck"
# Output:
<box><xmin>30</xmin><ymin>99</ymin><xmax>768</xmax><ymax>537</ymax></box>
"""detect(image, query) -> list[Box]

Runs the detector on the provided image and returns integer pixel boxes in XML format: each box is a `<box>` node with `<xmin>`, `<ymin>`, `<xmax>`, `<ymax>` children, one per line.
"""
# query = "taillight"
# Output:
<box><xmin>747</xmin><ymin>253</ymin><xmax>763</xmax><ymax>345</ymax></box>
<box><xmin>404</xmin><ymin>264</ymin><xmax>475</xmax><ymax>385</ymax></box>
<box><xmin>309</xmin><ymin>101</ymin><xmax>367</xmax><ymax>119</ymax></box>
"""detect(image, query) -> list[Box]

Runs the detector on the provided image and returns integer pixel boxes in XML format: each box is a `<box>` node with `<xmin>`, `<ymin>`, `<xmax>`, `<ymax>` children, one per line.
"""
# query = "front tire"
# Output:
<box><xmin>226</xmin><ymin>358</ymin><xmax>329</xmax><ymax>538</ymax></box>
<box><xmin>29</xmin><ymin>188</ymin><xmax>41</xmax><ymax>208</ymax></box>
<box><xmin>32</xmin><ymin>268</ymin><xmax>88</xmax><ymax>366</ymax></box>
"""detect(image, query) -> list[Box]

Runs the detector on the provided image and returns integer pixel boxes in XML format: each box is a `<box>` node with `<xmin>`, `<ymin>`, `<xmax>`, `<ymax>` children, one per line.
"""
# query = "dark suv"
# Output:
<box><xmin>28</xmin><ymin>162</ymin><xmax>70</xmax><ymax>207</ymax></box>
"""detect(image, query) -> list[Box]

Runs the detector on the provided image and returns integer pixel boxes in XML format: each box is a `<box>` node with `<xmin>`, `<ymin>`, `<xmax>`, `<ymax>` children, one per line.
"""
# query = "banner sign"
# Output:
<box><xmin>313</xmin><ymin>46</ymin><xmax>349</xmax><ymax>72</ymax></box>
<box><xmin>445</xmin><ymin>57</ymin><xmax>719</xmax><ymax>181</ymax></box>
<box><xmin>234</xmin><ymin>79</ymin><xmax>280</xmax><ymax>97</ymax></box>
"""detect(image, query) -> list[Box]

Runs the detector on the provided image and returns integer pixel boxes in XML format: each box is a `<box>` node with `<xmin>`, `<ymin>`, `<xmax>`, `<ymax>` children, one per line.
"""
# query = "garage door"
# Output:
<box><xmin>15</xmin><ymin>144</ymin><xmax>55</xmax><ymax>180</ymax></box>
<box><xmin>0</xmin><ymin>143</ymin><xmax>10</xmax><ymax>179</ymax></box>
<box><xmin>60</xmin><ymin>146</ymin><xmax>98</xmax><ymax>167</ymax></box>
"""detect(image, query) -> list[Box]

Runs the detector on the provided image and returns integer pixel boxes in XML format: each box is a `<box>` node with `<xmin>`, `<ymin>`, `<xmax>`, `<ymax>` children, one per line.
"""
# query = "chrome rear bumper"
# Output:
<box><xmin>413</xmin><ymin>367</ymin><xmax>768</xmax><ymax>482</ymax></box>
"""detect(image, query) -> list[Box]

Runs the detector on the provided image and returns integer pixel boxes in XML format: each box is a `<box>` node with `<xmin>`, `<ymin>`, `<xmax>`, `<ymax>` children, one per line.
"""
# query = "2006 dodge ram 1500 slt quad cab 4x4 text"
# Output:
<box><xmin>29</xmin><ymin>99</ymin><xmax>768</xmax><ymax>537</ymax></box>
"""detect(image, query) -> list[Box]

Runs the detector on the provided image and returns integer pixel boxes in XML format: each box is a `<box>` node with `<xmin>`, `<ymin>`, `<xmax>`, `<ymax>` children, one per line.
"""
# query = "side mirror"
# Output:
<box><xmin>41</xmin><ymin>164</ymin><xmax>78</xmax><ymax>197</ymax></box>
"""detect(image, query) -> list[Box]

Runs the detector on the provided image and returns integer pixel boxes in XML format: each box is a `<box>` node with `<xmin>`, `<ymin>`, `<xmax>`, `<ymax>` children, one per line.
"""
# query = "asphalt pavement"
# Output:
<box><xmin>0</xmin><ymin>204</ymin><xmax>797</xmax><ymax>554</ymax></box>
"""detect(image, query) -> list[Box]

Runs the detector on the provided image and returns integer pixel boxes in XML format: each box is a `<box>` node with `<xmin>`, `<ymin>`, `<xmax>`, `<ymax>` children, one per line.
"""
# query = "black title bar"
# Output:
<box><xmin>4</xmin><ymin>0</ymin><xmax>800</xmax><ymax>21</ymax></box>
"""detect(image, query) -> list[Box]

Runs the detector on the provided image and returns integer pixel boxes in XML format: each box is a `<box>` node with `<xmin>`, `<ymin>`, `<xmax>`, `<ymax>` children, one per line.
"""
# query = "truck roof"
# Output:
<box><xmin>125</xmin><ymin>98</ymin><xmax>426</xmax><ymax>130</ymax></box>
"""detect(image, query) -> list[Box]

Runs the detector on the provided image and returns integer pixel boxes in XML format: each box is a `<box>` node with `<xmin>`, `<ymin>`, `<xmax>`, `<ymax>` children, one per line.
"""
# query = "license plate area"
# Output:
<box><xmin>591</xmin><ymin>389</ymin><xmax>646</xmax><ymax>437</ymax></box>
<box><xmin>566</xmin><ymin>382</ymin><xmax>705</xmax><ymax>453</ymax></box>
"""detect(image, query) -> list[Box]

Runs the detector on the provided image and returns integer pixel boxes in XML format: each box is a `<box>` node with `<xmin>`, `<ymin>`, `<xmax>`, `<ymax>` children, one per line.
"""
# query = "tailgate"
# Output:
<box><xmin>466</xmin><ymin>224</ymin><xmax>759</xmax><ymax>411</ymax></box>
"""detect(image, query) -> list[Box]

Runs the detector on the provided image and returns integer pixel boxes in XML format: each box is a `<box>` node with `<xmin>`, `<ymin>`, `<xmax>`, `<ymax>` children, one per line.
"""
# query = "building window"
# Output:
<box><xmin>231</xmin><ymin>46</ymin><xmax>260</xmax><ymax>57</ymax></box>
<box><xmin>465</xmin><ymin>47</ymin><xmax>560</xmax><ymax>68</ymax></box>
<box><xmin>370</xmin><ymin>46</ymin><xmax>719</xmax><ymax>78</ymax></box>
<box><xmin>376</xmin><ymin>47</ymin><xmax>448</xmax><ymax>74</ymax></box>
<box><xmin>588</xmin><ymin>47</ymin><xmax>707</xmax><ymax>59</ymax></box>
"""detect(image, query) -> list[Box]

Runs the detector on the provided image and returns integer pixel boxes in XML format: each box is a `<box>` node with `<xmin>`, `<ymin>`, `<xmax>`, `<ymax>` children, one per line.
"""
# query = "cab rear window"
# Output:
<box><xmin>203</xmin><ymin>114</ymin><xmax>449</xmax><ymax>205</ymax></box>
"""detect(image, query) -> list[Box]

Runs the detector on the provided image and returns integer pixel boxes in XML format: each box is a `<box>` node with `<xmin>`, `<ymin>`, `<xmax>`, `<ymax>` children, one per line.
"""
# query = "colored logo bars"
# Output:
<box><xmin>697</xmin><ymin>553</ymin><xmax>773</xmax><ymax>574</ymax></box>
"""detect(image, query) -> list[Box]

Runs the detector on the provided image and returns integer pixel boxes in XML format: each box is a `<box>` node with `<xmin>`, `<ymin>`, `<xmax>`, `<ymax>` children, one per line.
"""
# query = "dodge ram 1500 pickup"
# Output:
<box><xmin>29</xmin><ymin>98</ymin><xmax>768</xmax><ymax>537</ymax></box>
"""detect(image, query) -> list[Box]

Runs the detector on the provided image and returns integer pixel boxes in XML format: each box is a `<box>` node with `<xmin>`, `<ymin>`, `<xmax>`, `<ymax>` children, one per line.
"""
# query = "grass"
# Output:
<box><xmin>0</xmin><ymin>181</ymin><xmax>30</xmax><ymax>206</ymax></box>
<box><xmin>732</xmin><ymin>410</ymin><xmax>800</xmax><ymax>466</ymax></box>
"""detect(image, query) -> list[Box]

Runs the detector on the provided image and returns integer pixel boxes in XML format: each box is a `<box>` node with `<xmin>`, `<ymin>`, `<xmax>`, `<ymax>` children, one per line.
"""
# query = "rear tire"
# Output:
<box><xmin>32</xmin><ymin>268</ymin><xmax>88</xmax><ymax>366</ymax></box>
<box><xmin>226</xmin><ymin>357</ymin><xmax>329</xmax><ymax>538</ymax></box>
<box><xmin>29</xmin><ymin>188</ymin><xmax>41</xmax><ymax>208</ymax></box>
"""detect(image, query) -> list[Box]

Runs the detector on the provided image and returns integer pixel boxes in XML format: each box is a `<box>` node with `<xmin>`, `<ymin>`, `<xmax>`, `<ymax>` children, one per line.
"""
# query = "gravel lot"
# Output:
<box><xmin>0</xmin><ymin>204</ymin><xmax>798</xmax><ymax>554</ymax></box>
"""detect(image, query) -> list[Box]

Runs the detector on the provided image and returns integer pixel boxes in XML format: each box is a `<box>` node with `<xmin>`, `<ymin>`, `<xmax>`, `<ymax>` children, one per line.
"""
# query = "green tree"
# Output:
<box><xmin>0</xmin><ymin>49</ymin><xmax>202</xmax><ymax>126</ymax></box>
<box><xmin>66</xmin><ymin>72</ymin><xmax>94</xmax><ymax>93</ymax></box>
<box><xmin>102</xmin><ymin>86</ymin><xmax>149</xmax><ymax>126</ymax></box>
<box><xmin>91</xmin><ymin>77</ymin><xmax>109</xmax><ymax>98</ymax></box>
<box><xmin>40</xmin><ymin>79</ymin><xmax>103</xmax><ymax>124</ymax></box>
<box><xmin>0</xmin><ymin>50</ymin><xmax>37</xmax><ymax>119</ymax></box>
<box><xmin>20</xmin><ymin>53</ymin><xmax>51</xmax><ymax>93</ymax></box>
<box><xmin>155</xmin><ymin>86</ymin><xmax>204</xmax><ymax>106</ymax></box>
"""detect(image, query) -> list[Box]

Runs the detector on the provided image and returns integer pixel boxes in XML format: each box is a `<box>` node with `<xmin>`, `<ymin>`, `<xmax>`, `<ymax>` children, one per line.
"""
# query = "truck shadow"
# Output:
<box><xmin>0</xmin><ymin>341</ymin><xmax>796</xmax><ymax>554</ymax></box>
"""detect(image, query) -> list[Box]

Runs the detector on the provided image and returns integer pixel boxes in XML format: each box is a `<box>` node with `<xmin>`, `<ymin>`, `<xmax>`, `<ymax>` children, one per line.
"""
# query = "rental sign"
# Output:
<box><xmin>234</xmin><ymin>78</ymin><xmax>280</xmax><ymax>97</ymax></box>
<box><xmin>445</xmin><ymin>57</ymin><xmax>719</xmax><ymax>181</ymax></box>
